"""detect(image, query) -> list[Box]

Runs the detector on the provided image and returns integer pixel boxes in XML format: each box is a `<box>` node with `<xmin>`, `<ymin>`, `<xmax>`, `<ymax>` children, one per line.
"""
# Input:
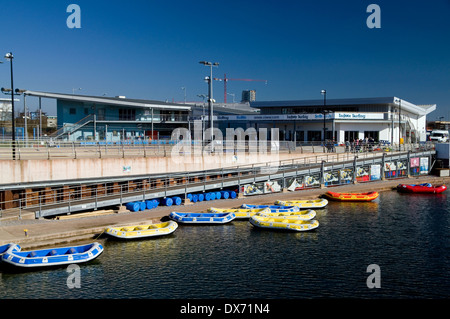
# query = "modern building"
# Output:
<box><xmin>23</xmin><ymin>91</ymin><xmax>192</xmax><ymax>141</ymax></box>
<box><xmin>241</xmin><ymin>90</ymin><xmax>256</xmax><ymax>102</ymax></box>
<box><xmin>214</xmin><ymin>97</ymin><xmax>436</xmax><ymax>144</ymax></box>
<box><xmin>21</xmin><ymin>91</ymin><xmax>258</xmax><ymax>142</ymax></box>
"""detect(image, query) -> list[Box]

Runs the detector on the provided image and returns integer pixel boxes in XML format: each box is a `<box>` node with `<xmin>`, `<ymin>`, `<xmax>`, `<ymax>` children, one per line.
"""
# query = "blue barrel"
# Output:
<box><xmin>186</xmin><ymin>193</ymin><xmax>193</xmax><ymax>200</ymax></box>
<box><xmin>215</xmin><ymin>191</ymin><xmax>221</xmax><ymax>200</ymax></box>
<box><xmin>139</xmin><ymin>201</ymin><xmax>146</xmax><ymax>211</ymax></box>
<box><xmin>126</xmin><ymin>202</ymin><xmax>140</xmax><ymax>212</ymax></box>
<box><xmin>163</xmin><ymin>197</ymin><xmax>173</xmax><ymax>206</ymax></box>
<box><xmin>197</xmin><ymin>193</ymin><xmax>204</xmax><ymax>202</ymax></box>
<box><xmin>221</xmin><ymin>191</ymin><xmax>229</xmax><ymax>199</ymax></box>
<box><xmin>172</xmin><ymin>196</ymin><xmax>182</xmax><ymax>206</ymax></box>
<box><xmin>205</xmin><ymin>192</ymin><xmax>211</xmax><ymax>201</ymax></box>
<box><xmin>192</xmin><ymin>194</ymin><xmax>198</xmax><ymax>203</ymax></box>
<box><xmin>229</xmin><ymin>191</ymin><xmax>237</xmax><ymax>199</ymax></box>
<box><xmin>145</xmin><ymin>200</ymin><xmax>155</xmax><ymax>209</ymax></box>
<box><xmin>151</xmin><ymin>199</ymin><xmax>159</xmax><ymax>207</ymax></box>
<box><xmin>210</xmin><ymin>192</ymin><xmax>216</xmax><ymax>200</ymax></box>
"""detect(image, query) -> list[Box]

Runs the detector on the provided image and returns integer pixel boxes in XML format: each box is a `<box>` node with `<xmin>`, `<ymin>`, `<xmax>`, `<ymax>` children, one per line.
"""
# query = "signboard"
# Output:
<box><xmin>214</xmin><ymin>112</ymin><xmax>384</xmax><ymax>122</ymax></box>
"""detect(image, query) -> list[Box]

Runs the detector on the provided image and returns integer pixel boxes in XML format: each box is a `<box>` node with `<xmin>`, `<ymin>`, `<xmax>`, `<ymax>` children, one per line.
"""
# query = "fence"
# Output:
<box><xmin>0</xmin><ymin>139</ymin><xmax>435</xmax><ymax>160</ymax></box>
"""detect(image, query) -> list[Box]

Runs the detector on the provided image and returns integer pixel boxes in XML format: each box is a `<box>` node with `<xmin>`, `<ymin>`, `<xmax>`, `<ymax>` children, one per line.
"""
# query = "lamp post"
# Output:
<box><xmin>199</xmin><ymin>61</ymin><xmax>219</xmax><ymax>149</ymax></box>
<box><xmin>5</xmin><ymin>52</ymin><xmax>16</xmax><ymax>160</ymax></box>
<box><xmin>395</xmin><ymin>98</ymin><xmax>402</xmax><ymax>151</ymax></box>
<box><xmin>321</xmin><ymin>89</ymin><xmax>327</xmax><ymax>142</ymax></box>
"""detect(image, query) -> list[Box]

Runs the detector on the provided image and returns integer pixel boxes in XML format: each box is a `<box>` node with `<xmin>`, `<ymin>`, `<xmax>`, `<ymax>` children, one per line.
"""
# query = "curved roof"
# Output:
<box><xmin>23</xmin><ymin>90</ymin><xmax>191</xmax><ymax>111</ymax></box>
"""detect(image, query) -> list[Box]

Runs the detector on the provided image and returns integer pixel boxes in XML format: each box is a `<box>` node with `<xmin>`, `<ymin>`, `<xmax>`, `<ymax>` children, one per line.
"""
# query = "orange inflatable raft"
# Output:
<box><xmin>323</xmin><ymin>191</ymin><xmax>379</xmax><ymax>202</ymax></box>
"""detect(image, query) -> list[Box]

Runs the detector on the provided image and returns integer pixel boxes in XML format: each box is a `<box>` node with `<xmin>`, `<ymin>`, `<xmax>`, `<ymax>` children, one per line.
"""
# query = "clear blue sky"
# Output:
<box><xmin>0</xmin><ymin>0</ymin><xmax>449</xmax><ymax>120</ymax></box>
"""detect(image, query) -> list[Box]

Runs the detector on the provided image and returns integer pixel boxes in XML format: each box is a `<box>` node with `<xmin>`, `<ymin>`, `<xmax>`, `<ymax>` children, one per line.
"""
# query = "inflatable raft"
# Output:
<box><xmin>275</xmin><ymin>198</ymin><xmax>328</xmax><ymax>209</ymax></box>
<box><xmin>105</xmin><ymin>221</ymin><xmax>178</xmax><ymax>239</ymax></box>
<box><xmin>396</xmin><ymin>183</ymin><xmax>447</xmax><ymax>194</ymax></box>
<box><xmin>249</xmin><ymin>215</ymin><xmax>319</xmax><ymax>232</ymax></box>
<box><xmin>208</xmin><ymin>207</ymin><xmax>271</xmax><ymax>219</ymax></box>
<box><xmin>0</xmin><ymin>242</ymin><xmax>103</xmax><ymax>269</ymax></box>
<box><xmin>240</xmin><ymin>204</ymin><xmax>300</xmax><ymax>213</ymax></box>
<box><xmin>258</xmin><ymin>209</ymin><xmax>316</xmax><ymax>221</ymax></box>
<box><xmin>323</xmin><ymin>191</ymin><xmax>379</xmax><ymax>201</ymax></box>
<box><xmin>169</xmin><ymin>211</ymin><xmax>235</xmax><ymax>224</ymax></box>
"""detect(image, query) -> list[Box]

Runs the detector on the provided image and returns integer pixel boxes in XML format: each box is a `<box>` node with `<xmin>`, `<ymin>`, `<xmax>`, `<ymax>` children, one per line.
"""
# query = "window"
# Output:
<box><xmin>119</xmin><ymin>109</ymin><xmax>136</xmax><ymax>121</ymax></box>
<box><xmin>69</xmin><ymin>108</ymin><xmax>76</xmax><ymax>115</ymax></box>
<box><xmin>364</xmin><ymin>131</ymin><xmax>379</xmax><ymax>141</ymax></box>
<box><xmin>308</xmin><ymin>131</ymin><xmax>322</xmax><ymax>141</ymax></box>
<box><xmin>345</xmin><ymin>131</ymin><xmax>359</xmax><ymax>142</ymax></box>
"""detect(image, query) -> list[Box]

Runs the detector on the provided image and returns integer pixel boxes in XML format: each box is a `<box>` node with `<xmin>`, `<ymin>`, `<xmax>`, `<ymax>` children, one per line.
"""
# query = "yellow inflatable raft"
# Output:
<box><xmin>258</xmin><ymin>209</ymin><xmax>316</xmax><ymax>221</ymax></box>
<box><xmin>249</xmin><ymin>215</ymin><xmax>319</xmax><ymax>232</ymax></box>
<box><xmin>208</xmin><ymin>207</ymin><xmax>270</xmax><ymax>219</ymax></box>
<box><xmin>275</xmin><ymin>198</ymin><xmax>328</xmax><ymax>209</ymax></box>
<box><xmin>105</xmin><ymin>220</ymin><xmax>178</xmax><ymax>239</ymax></box>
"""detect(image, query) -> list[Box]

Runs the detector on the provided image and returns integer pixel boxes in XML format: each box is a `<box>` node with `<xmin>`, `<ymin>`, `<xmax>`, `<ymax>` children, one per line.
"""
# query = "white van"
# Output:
<box><xmin>430</xmin><ymin>130</ymin><xmax>449</xmax><ymax>143</ymax></box>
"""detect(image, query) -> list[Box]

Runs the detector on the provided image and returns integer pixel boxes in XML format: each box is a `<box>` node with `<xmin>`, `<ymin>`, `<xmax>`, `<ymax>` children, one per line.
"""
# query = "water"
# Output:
<box><xmin>1</xmin><ymin>191</ymin><xmax>450</xmax><ymax>299</ymax></box>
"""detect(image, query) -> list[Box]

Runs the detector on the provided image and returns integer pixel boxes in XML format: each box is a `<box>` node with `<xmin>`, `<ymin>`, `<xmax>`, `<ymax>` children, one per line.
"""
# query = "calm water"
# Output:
<box><xmin>1</xmin><ymin>191</ymin><xmax>449</xmax><ymax>299</ymax></box>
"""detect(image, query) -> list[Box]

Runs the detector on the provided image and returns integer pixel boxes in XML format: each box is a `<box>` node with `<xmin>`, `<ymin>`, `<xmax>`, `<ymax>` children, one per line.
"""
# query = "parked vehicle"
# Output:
<box><xmin>430</xmin><ymin>130</ymin><xmax>449</xmax><ymax>143</ymax></box>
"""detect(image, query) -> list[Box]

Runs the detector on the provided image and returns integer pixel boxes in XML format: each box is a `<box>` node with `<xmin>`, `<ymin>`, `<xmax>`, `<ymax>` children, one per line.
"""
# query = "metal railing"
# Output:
<box><xmin>0</xmin><ymin>139</ymin><xmax>435</xmax><ymax>160</ymax></box>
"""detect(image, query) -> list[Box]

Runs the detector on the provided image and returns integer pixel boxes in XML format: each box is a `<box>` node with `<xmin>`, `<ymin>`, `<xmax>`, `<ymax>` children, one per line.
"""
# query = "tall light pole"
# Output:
<box><xmin>199</xmin><ymin>61</ymin><xmax>219</xmax><ymax>147</ymax></box>
<box><xmin>5</xmin><ymin>52</ymin><xmax>16</xmax><ymax>160</ymax></box>
<box><xmin>395</xmin><ymin>98</ymin><xmax>402</xmax><ymax>151</ymax></box>
<box><xmin>321</xmin><ymin>89</ymin><xmax>327</xmax><ymax>143</ymax></box>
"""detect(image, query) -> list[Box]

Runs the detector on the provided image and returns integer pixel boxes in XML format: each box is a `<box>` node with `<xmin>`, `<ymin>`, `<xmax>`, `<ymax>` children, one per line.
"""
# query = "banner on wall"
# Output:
<box><xmin>324</xmin><ymin>171</ymin><xmax>340</xmax><ymax>186</ymax></box>
<box><xmin>410</xmin><ymin>157</ymin><xmax>420</xmax><ymax>175</ymax></box>
<box><xmin>339</xmin><ymin>169</ymin><xmax>353</xmax><ymax>184</ymax></box>
<box><xmin>396</xmin><ymin>161</ymin><xmax>408</xmax><ymax>177</ymax></box>
<box><xmin>420</xmin><ymin>157</ymin><xmax>429</xmax><ymax>174</ymax></box>
<box><xmin>287</xmin><ymin>177</ymin><xmax>305</xmax><ymax>191</ymax></box>
<box><xmin>242</xmin><ymin>180</ymin><xmax>282</xmax><ymax>196</ymax></box>
<box><xmin>370</xmin><ymin>164</ymin><xmax>381</xmax><ymax>180</ymax></box>
<box><xmin>356</xmin><ymin>166</ymin><xmax>370</xmax><ymax>182</ymax></box>
<box><xmin>304</xmin><ymin>174</ymin><xmax>321</xmax><ymax>187</ymax></box>
<box><xmin>242</xmin><ymin>183</ymin><xmax>264</xmax><ymax>196</ymax></box>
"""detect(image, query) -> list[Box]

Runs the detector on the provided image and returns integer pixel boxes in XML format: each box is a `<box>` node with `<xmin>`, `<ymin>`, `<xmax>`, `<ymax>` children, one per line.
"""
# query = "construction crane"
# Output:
<box><xmin>213</xmin><ymin>73</ymin><xmax>268</xmax><ymax>103</ymax></box>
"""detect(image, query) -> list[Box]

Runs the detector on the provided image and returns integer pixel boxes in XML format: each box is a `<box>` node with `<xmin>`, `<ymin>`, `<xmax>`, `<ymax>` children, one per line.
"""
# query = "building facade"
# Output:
<box><xmin>24</xmin><ymin>91</ymin><xmax>192</xmax><ymax>141</ymax></box>
<box><xmin>215</xmin><ymin>97</ymin><xmax>436</xmax><ymax>144</ymax></box>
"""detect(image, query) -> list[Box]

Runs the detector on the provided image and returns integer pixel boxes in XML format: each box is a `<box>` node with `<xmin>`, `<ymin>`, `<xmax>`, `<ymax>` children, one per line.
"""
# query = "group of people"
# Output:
<box><xmin>345</xmin><ymin>136</ymin><xmax>376</xmax><ymax>153</ymax></box>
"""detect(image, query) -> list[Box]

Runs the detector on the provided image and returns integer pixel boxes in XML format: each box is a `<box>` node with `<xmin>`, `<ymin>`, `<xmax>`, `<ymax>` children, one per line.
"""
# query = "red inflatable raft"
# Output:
<box><xmin>396</xmin><ymin>183</ymin><xmax>447</xmax><ymax>194</ymax></box>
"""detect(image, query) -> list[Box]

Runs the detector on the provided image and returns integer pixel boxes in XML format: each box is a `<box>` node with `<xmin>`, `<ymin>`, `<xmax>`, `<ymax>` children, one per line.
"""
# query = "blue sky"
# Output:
<box><xmin>0</xmin><ymin>0</ymin><xmax>449</xmax><ymax>120</ymax></box>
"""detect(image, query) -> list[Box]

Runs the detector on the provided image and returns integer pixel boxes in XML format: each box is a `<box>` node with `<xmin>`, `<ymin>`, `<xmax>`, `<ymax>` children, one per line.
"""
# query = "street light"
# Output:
<box><xmin>395</xmin><ymin>98</ymin><xmax>402</xmax><ymax>151</ymax></box>
<box><xmin>199</xmin><ymin>61</ymin><xmax>219</xmax><ymax>149</ymax></box>
<box><xmin>321</xmin><ymin>89</ymin><xmax>327</xmax><ymax>143</ymax></box>
<box><xmin>4</xmin><ymin>52</ymin><xmax>16</xmax><ymax>160</ymax></box>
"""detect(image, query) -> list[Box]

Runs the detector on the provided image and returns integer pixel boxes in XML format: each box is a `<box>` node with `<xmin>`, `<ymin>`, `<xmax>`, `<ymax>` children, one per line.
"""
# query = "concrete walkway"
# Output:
<box><xmin>1</xmin><ymin>175</ymin><xmax>448</xmax><ymax>249</ymax></box>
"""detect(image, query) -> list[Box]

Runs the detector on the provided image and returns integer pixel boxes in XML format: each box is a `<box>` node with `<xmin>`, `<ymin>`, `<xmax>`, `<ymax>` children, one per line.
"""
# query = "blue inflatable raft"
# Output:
<box><xmin>169</xmin><ymin>212</ymin><xmax>236</xmax><ymax>224</ymax></box>
<box><xmin>0</xmin><ymin>242</ymin><xmax>103</xmax><ymax>269</ymax></box>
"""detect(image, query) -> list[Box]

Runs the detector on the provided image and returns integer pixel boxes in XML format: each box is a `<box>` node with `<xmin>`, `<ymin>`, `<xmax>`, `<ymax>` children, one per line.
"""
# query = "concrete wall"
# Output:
<box><xmin>0</xmin><ymin>151</ymin><xmax>293</xmax><ymax>185</ymax></box>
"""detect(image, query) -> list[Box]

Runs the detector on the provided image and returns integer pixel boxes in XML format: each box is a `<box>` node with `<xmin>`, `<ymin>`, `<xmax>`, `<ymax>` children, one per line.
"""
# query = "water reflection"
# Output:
<box><xmin>1</xmin><ymin>191</ymin><xmax>450</xmax><ymax>299</ymax></box>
